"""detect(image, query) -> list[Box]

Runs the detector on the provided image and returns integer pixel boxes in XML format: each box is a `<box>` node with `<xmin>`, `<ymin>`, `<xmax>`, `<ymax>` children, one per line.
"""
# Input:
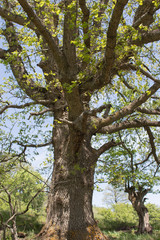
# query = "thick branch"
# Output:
<box><xmin>17</xmin><ymin>0</ymin><xmax>66</xmax><ymax>73</ymax></box>
<box><xmin>79</xmin><ymin>0</ymin><xmax>90</xmax><ymax>49</ymax></box>
<box><xmin>3</xmin><ymin>21</ymin><xmax>51</xmax><ymax>104</ymax></box>
<box><xmin>132</xmin><ymin>27</ymin><xmax>160</xmax><ymax>46</ymax></box>
<box><xmin>88</xmin><ymin>104</ymin><xmax>111</xmax><ymax>116</ymax></box>
<box><xmin>0</xmin><ymin>48</ymin><xmax>8</xmax><ymax>59</ymax></box>
<box><xmin>98</xmin><ymin>119</ymin><xmax>160</xmax><ymax>134</ymax></box>
<box><xmin>63</xmin><ymin>0</ymin><xmax>77</xmax><ymax>75</ymax></box>
<box><xmin>97</xmin><ymin>140</ymin><xmax>122</xmax><ymax>157</ymax></box>
<box><xmin>102</xmin><ymin>0</ymin><xmax>129</xmax><ymax>83</ymax></box>
<box><xmin>132</xmin><ymin>0</ymin><xmax>154</xmax><ymax>28</ymax></box>
<box><xmin>0</xmin><ymin>7</ymin><xmax>36</xmax><ymax>30</ymax></box>
<box><xmin>136</xmin><ymin>107</ymin><xmax>160</xmax><ymax>115</ymax></box>
<box><xmin>144</xmin><ymin>126</ymin><xmax>160</xmax><ymax>164</ymax></box>
<box><xmin>94</xmin><ymin>83</ymin><xmax>160</xmax><ymax>131</ymax></box>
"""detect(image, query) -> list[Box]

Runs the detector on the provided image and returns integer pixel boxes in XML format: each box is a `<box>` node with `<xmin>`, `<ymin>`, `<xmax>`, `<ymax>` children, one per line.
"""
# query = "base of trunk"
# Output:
<box><xmin>137</xmin><ymin>223</ymin><xmax>152</xmax><ymax>234</ymax></box>
<box><xmin>37</xmin><ymin>223</ymin><xmax>109</xmax><ymax>240</ymax></box>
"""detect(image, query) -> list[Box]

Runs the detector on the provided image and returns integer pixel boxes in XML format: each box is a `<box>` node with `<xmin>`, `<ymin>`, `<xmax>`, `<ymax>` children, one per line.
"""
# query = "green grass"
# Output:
<box><xmin>103</xmin><ymin>230</ymin><xmax>160</xmax><ymax>240</ymax></box>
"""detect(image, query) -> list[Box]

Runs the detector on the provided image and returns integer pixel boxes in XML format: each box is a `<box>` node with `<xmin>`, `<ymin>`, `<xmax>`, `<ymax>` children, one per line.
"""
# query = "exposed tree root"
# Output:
<box><xmin>37</xmin><ymin>223</ymin><xmax>110</xmax><ymax>240</ymax></box>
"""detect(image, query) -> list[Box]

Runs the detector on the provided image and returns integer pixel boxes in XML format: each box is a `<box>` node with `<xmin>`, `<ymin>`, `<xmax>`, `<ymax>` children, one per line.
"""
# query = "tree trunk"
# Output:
<box><xmin>10</xmin><ymin>219</ymin><xmax>18</xmax><ymax>240</ymax></box>
<box><xmin>127</xmin><ymin>186</ymin><xmax>152</xmax><ymax>234</ymax></box>
<box><xmin>2</xmin><ymin>227</ymin><xmax>6</xmax><ymax>240</ymax></box>
<box><xmin>37</xmin><ymin>110</ymin><xmax>109</xmax><ymax>240</ymax></box>
<box><xmin>137</xmin><ymin>205</ymin><xmax>152</xmax><ymax>234</ymax></box>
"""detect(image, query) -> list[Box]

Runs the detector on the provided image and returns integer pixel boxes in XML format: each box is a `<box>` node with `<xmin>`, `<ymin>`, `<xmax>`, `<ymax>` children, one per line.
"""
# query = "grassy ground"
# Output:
<box><xmin>23</xmin><ymin>230</ymin><xmax>160</xmax><ymax>240</ymax></box>
<box><xmin>103</xmin><ymin>230</ymin><xmax>160</xmax><ymax>240</ymax></box>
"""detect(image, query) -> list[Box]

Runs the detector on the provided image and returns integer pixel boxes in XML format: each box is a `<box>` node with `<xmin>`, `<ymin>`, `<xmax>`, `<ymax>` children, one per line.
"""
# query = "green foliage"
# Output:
<box><xmin>0</xmin><ymin>164</ymin><xmax>46</xmax><ymax>214</ymax></box>
<box><xmin>0</xmin><ymin>159</ymin><xmax>47</xmax><ymax>238</ymax></box>
<box><xmin>0</xmin><ymin>209</ymin><xmax>45</xmax><ymax>234</ymax></box>
<box><xmin>146</xmin><ymin>204</ymin><xmax>160</xmax><ymax>230</ymax></box>
<box><xmin>94</xmin><ymin>204</ymin><xmax>138</xmax><ymax>231</ymax></box>
<box><xmin>94</xmin><ymin>203</ymin><xmax>160</xmax><ymax>232</ymax></box>
<box><xmin>105</xmin><ymin>230</ymin><xmax>160</xmax><ymax>240</ymax></box>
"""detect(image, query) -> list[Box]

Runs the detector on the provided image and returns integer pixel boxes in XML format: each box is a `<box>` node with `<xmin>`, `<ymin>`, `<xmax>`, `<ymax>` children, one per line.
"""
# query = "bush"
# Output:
<box><xmin>94</xmin><ymin>203</ymin><xmax>138</xmax><ymax>231</ymax></box>
<box><xmin>146</xmin><ymin>204</ymin><xmax>160</xmax><ymax>230</ymax></box>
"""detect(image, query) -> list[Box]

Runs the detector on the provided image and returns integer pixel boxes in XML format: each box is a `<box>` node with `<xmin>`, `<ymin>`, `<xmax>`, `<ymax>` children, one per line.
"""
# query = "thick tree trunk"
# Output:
<box><xmin>137</xmin><ymin>205</ymin><xmax>152</xmax><ymax>234</ymax></box>
<box><xmin>127</xmin><ymin>186</ymin><xmax>152</xmax><ymax>234</ymax></box>
<box><xmin>37</xmin><ymin>110</ymin><xmax>109</xmax><ymax>240</ymax></box>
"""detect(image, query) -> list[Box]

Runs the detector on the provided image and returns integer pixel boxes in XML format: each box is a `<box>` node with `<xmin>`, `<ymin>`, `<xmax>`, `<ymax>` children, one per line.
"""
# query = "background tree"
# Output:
<box><xmin>97</xmin><ymin>128</ymin><xmax>160</xmax><ymax>234</ymax></box>
<box><xmin>103</xmin><ymin>184</ymin><xmax>129</xmax><ymax>207</ymax></box>
<box><xmin>0</xmin><ymin>157</ymin><xmax>46</xmax><ymax>240</ymax></box>
<box><xmin>0</xmin><ymin>0</ymin><xmax>160</xmax><ymax>239</ymax></box>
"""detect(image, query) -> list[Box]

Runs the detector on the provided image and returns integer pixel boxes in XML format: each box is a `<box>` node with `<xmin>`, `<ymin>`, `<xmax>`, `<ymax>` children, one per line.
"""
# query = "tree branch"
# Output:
<box><xmin>136</xmin><ymin>107</ymin><xmax>160</xmax><ymax>115</ymax></box>
<box><xmin>0</xmin><ymin>47</ymin><xmax>8</xmax><ymax>59</ymax></box>
<box><xmin>13</xmin><ymin>140</ymin><xmax>52</xmax><ymax>148</ymax></box>
<box><xmin>102</xmin><ymin>0</ymin><xmax>129</xmax><ymax>83</ymax></box>
<box><xmin>63</xmin><ymin>0</ymin><xmax>77</xmax><ymax>75</ymax></box>
<box><xmin>98</xmin><ymin>119</ymin><xmax>160</xmax><ymax>134</ymax></box>
<box><xmin>3</xmin><ymin>21</ymin><xmax>51</xmax><ymax>104</ymax></box>
<box><xmin>88</xmin><ymin>104</ymin><xmax>111</xmax><ymax>116</ymax></box>
<box><xmin>28</xmin><ymin>108</ymin><xmax>53</xmax><ymax>119</ymax></box>
<box><xmin>0</xmin><ymin>7</ymin><xmax>36</xmax><ymax>31</ymax></box>
<box><xmin>97</xmin><ymin>139</ymin><xmax>122</xmax><ymax>157</ymax></box>
<box><xmin>6</xmin><ymin>183</ymin><xmax>46</xmax><ymax>225</ymax></box>
<box><xmin>132</xmin><ymin>0</ymin><xmax>154</xmax><ymax>29</ymax></box>
<box><xmin>120</xmin><ymin>62</ymin><xmax>160</xmax><ymax>84</ymax></box>
<box><xmin>17</xmin><ymin>0</ymin><xmax>66</xmax><ymax>73</ymax></box>
<box><xmin>79</xmin><ymin>0</ymin><xmax>90</xmax><ymax>49</ymax></box>
<box><xmin>93</xmin><ymin>0</ymin><xmax>109</xmax><ymax>33</ymax></box>
<box><xmin>93</xmin><ymin>83</ymin><xmax>160</xmax><ymax>131</ymax></box>
<box><xmin>135</xmin><ymin>152</ymin><xmax>153</xmax><ymax>167</ymax></box>
<box><xmin>0</xmin><ymin>102</ymin><xmax>36</xmax><ymax>114</ymax></box>
<box><xmin>20</xmin><ymin>164</ymin><xmax>51</xmax><ymax>188</ymax></box>
<box><xmin>144</xmin><ymin>126</ymin><xmax>160</xmax><ymax>164</ymax></box>
<box><xmin>132</xmin><ymin>26</ymin><xmax>160</xmax><ymax>46</ymax></box>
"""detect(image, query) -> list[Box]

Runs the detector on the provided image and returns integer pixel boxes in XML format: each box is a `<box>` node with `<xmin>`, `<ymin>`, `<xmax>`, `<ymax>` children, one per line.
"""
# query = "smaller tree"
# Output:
<box><xmin>0</xmin><ymin>157</ymin><xmax>46</xmax><ymax>240</ymax></box>
<box><xmin>103</xmin><ymin>184</ymin><xmax>129</xmax><ymax>207</ymax></box>
<box><xmin>97</xmin><ymin>128</ymin><xmax>160</xmax><ymax>234</ymax></box>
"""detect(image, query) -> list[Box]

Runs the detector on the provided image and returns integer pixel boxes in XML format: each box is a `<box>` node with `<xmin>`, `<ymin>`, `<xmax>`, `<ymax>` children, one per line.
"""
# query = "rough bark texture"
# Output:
<box><xmin>126</xmin><ymin>187</ymin><xmax>152</xmax><ymax>234</ymax></box>
<box><xmin>11</xmin><ymin>219</ymin><xmax>18</xmax><ymax>240</ymax></box>
<box><xmin>37</xmin><ymin>109</ymin><xmax>109</xmax><ymax>239</ymax></box>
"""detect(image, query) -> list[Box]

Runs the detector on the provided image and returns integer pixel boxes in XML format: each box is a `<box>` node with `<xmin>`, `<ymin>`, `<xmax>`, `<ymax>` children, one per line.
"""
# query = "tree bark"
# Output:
<box><xmin>11</xmin><ymin>219</ymin><xmax>18</xmax><ymax>240</ymax></box>
<box><xmin>126</xmin><ymin>187</ymin><xmax>152</xmax><ymax>234</ymax></box>
<box><xmin>37</xmin><ymin>110</ymin><xmax>109</xmax><ymax>240</ymax></box>
<box><xmin>137</xmin><ymin>205</ymin><xmax>152</xmax><ymax>234</ymax></box>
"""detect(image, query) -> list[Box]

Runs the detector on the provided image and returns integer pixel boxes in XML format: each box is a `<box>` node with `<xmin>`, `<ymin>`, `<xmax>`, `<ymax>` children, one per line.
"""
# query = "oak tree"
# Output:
<box><xmin>0</xmin><ymin>0</ymin><xmax>160</xmax><ymax>239</ymax></box>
